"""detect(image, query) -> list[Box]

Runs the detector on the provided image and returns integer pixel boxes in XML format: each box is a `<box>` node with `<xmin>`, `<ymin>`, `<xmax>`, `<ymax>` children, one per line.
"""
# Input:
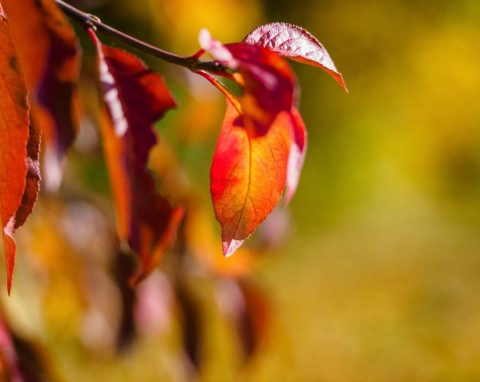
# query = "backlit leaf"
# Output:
<box><xmin>199</xmin><ymin>30</ymin><xmax>297</xmax><ymax>135</ymax></box>
<box><xmin>2</xmin><ymin>0</ymin><xmax>81</xmax><ymax>190</ymax></box>
<box><xmin>210</xmin><ymin>101</ymin><xmax>291</xmax><ymax>256</ymax></box>
<box><xmin>90</xmin><ymin>30</ymin><xmax>183</xmax><ymax>282</ymax></box>
<box><xmin>0</xmin><ymin>3</ymin><xmax>30</xmax><ymax>293</ymax></box>
<box><xmin>244</xmin><ymin>22</ymin><xmax>347</xmax><ymax>91</ymax></box>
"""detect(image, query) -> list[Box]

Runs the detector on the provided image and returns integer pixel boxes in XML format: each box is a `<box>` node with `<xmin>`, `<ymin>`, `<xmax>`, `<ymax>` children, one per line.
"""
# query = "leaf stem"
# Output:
<box><xmin>194</xmin><ymin>71</ymin><xmax>242</xmax><ymax>114</ymax></box>
<box><xmin>54</xmin><ymin>0</ymin><xmax>222</xmax><ymax>73</ymax></box>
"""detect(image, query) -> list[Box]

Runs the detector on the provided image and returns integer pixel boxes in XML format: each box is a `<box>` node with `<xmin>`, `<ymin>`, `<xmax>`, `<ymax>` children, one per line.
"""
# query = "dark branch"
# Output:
<box><xmin>54</xmin><ymin>0</ymin><xmax>222</xmax><ymax>73</ymax></box>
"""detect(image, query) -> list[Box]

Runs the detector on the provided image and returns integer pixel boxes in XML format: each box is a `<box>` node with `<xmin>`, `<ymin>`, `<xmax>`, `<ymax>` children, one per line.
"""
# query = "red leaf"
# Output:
<box><xmin>37</xmin><ymin>0</ymin><xmax>80</xmax><ymax>188</ymax></box>
<box><xmin>210</xmin><ymin>101</ymin><xmax>291</xmax><ymax>256</ymax></box>
<box><xmin>200</xmin><ymin>31</ymin><xmax>308</xmax><ymax>254</ymax></box>
<box><xmin>2</xmin><ymin>0</ymin><xmax>81</xmax><ymax>190</ymax></box>
<box><xmin>200</xmin><ymin>30</ymin><xmax>296</xmax><ymax>135</ymax></box>
<box><xmin>244</xmin><ymin>22</ymin><xmax>347</xmax><ymax>91</ymax></box>
<box><xmin>0</xmin><ymin>4</ymin><xmax>30</xmax><ymax>294</ymax></box>
<box><xmin>0</xmin><ymin>310</ymin><xmax>58</xmax><ymax>380</ymax></box>
<box><xmin>90</xmin><ymin>30</ymin><xmax>183</xmax><ymax>282</ymax></box>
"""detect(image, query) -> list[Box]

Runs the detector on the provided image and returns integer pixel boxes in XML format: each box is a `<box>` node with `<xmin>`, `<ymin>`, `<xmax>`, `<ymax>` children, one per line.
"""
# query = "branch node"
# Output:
<box><xmin>84</xmin><ymin>14</ymin><xmax>100</xmax><ymax>31</ymax></box>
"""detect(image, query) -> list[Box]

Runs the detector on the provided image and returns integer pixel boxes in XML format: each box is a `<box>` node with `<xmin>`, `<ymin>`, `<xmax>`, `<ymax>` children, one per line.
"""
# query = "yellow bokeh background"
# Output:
<box><xmin>3</xmin><ymin>0</ymin><xmax>480</xmax><ymax>381</ymax></box>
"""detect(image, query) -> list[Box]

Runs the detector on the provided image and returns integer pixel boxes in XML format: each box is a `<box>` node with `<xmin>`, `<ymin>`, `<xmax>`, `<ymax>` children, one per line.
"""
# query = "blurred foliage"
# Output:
<box><xmin>2</xmin><ymin>0</ymin><xmax>480</xmax><ymax>381</ymax></box>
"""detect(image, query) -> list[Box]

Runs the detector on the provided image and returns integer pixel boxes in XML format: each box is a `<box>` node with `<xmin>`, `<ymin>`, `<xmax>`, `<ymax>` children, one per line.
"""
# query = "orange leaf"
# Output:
<box><xmin>210</xmin><ymin>101</ymin><xmax>291</xmax><ymax>256</ymax></box>
<box><xmin>90</xmin><ymin>30</ymin><xmax>183</xmax><ymax>283</ymax></box>
<box><xmin>0</xmin><ymin>4</ymin><xmax>30</xmax><ymax>293</ymax></box>
<box><xmin>244</xmin><ymin>22</ymin><xmax>347</xmax><ymax>91</ymax></box>
<box><xmin>2</xmin><ymin>0</ymin><xmax>80</xmax><ymax>190</ymax></box>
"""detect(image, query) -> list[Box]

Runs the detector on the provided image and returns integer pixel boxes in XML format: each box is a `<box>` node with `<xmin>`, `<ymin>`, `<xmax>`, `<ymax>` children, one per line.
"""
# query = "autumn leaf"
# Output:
<box><xmin>244</xmin><ymin>22</ymin><xmax>347</xmax><ymax>91</ymax></box>
<box><xmin>2</xmin><ymin>0</ymin><xmax>81</xmax><ymax>190</ymax></box>
<box><xmin>210</xmin><ymin>101</ymin><xmax>291</xmax><ymax>256</ymax></box>
<box><xmin>0</xmin><ymin>3</ymin><xmax>32</xmax><ymax>294</ymax></box>
<box><xmin>198</xmin><ymin>30</ymin><xmax>311</xmax><ymax>255</ymax></box>
<box><xmin>199</xmin><ymin>29</ymin><xmax>297</xmax><ymax>135</ymax></box>
<box><xmin>90</xmin><ymin>30</ymin><xmax>183</xmax><ymax>283</ymax></box>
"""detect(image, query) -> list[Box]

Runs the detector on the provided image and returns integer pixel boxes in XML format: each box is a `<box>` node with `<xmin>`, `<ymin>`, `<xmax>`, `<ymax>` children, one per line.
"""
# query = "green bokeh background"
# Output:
<box><xmin>5</xmin><ymin>0</ymin><xmax>480</xmax><ymax>381</ymax></box>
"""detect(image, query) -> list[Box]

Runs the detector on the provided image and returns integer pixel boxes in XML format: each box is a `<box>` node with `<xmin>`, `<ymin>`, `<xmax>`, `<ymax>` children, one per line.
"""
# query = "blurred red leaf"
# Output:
<box><xmin>0</xmin><ymin>4</ymin><xmax>32</xmax><ymax>294</ymax></box>
<box><xmin>244</xmin><ymin>22</ymin><xmax>347</xmax><ymax>91</ymax></box>
<box><xmin>2</xmin><ymin>0</ymin><xmax>80</xmax><ymax>190</ymax></box>
<box><xmin>174</xmin><ymin>281</ymin><xmax>202</xmax><ymax>372</ymax></box>
<box><xmin>236</xmin><ymin>280</ymin><xmax>270</xmax><ymax>361</ymax></box>
<box><xmin>210</xmin><ymin>101</ymin><xmax>291</xmax><ymax>256</ymax></box>
<box><xmin>217</xmin><ymin>279</ymin><xmax>270</xmax><ymax>362</ymax></box>
<box><xmin>90</xmin><ymin>30</ymin><xmax>183</xmax><ymax>283</ymax></box>
<box><xmin>0</xmin><ymin>311</ymin><xmax>60</xmax><ymax>381</ymax></box>
<box><xmin>0</xmin><ymin>312</ymin><xmax>25</xmax><ymax>381</ymax></box>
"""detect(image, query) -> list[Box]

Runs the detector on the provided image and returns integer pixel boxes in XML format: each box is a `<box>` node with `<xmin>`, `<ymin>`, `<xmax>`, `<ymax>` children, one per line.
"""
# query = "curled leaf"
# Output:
<box><xmin>210</xmin><ymin>101</ymin><xmax>291</xmax><ymax>256</ymax></box>
<box><xmin>90</xmin><ymin>29</ymin><xmax>183</xmax><ymax>282</ymax></box>
<box><xmin>200</xmin><ymin>30</ymin><xmax>296</xmax><ymax>135</ymax></box>
<box><xmin>244</xmin><ymin>22</ymin><xmax>347</xmax><ymax>91</ymax></box>
<box><xmin>14</xmin><ymin>120</ymin><xmax>41</xmax><ymax>229</ymax></box>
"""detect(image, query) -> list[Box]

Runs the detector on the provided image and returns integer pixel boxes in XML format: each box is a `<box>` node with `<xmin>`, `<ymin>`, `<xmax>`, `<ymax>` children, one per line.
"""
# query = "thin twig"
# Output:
<box><xmin>54</xmin><ymin>0</ymin><xmax>222</xmax><ymax>73</ymax></box>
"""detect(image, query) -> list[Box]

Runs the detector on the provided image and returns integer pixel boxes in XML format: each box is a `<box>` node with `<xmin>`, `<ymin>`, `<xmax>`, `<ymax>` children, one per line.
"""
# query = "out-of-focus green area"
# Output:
<box><xmin>3</xmin><ymin>0</ymin><xmax>480</xmax><ymax>381</ymax></box>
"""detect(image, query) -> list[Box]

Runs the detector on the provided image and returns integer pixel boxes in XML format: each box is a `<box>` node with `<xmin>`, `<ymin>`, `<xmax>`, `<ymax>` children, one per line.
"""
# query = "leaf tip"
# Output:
<box><xmin>336</xmin><ymin>73</ymin><xmax>349</xmax><ymax>93</ymax></box>
<box><xmin>2</xmin><ymin>229</ymin><xmax>16</xmax><ymax>296</ymax></box>
<box><xmin>223</xmin><ymin>239</ymin><xmax>244</xmax><ymax>257</ymax></box>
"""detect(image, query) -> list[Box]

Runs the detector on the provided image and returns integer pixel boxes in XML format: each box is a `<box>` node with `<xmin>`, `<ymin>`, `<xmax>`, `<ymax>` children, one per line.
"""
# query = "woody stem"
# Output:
<box><xmin>54</xmin><ymin>0</ymin><xmax>221</xmax><ymax>73</ymax></box>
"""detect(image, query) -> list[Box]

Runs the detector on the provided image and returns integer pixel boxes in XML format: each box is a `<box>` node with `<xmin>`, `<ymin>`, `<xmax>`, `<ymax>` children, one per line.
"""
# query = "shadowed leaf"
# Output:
<box><xmin>0</xmin><ymin>310</ymin><xmax>61</xmax><ymax>381</ymax></box>
<box><xmin>14</xmin><ymin>120</ymin><xmax>41</xmax><ymax>229</ymax></box>
<box><xmin>175</xmin><ymin>281</ymin><xmax>202</xmax><ymax>372</ymax></box>
<box><xmin>90</xmin><ymin>30</ymin><xmax>183</xmax><ymax>283</ymax></box>
<box><xmin>236</xmin><ymin>280</ymin><xmax>270</xmax><ymax>361</ymax></box>
<box><xmin>217</xmin><ymin>280</ymin><xmax>270</xmax><ymax>362</ymax></box>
